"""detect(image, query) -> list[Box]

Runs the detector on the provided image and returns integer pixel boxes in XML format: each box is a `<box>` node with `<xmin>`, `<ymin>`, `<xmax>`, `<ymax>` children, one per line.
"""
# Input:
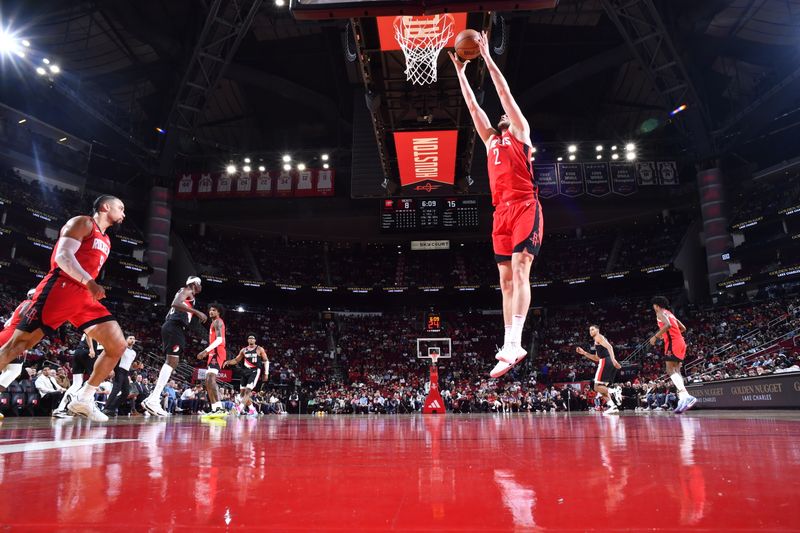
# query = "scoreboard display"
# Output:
<box><xmin>426</xmin><ymin>311</ymin><xmax>442</xmax><ymax>333</ymax></box>
<box><xmin>380</xmin><ymin>198</ymin><xmax>479</xmax><ymax>232</ymax></box>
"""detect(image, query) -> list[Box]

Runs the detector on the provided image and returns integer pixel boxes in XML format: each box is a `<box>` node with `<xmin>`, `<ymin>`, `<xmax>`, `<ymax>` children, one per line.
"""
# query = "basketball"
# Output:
<box><xmin>455</xmin><ymin>29</ymin><xmax>481</xmax><ymax>61</ymax></box>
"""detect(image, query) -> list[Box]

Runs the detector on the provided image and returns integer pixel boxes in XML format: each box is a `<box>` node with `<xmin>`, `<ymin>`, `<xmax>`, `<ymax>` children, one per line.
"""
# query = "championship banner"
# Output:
<box><xmin>174</xmin><ymin>169</ymin><xmax>334</xmax><ymax>199</ymax></box>
<box><xmin>556</xmin><ymin>163</ymin><xmax>585</xmax><ymax>197</ymax></box>
<box><xmin>393</xmin><ymin>130</ymin><xmax>458</xmax><ymax>187</ymax></box>
<box><xmin>657</xmin><ymin>161</ymin><xmax>678</xmax><ymax>185</ymax></box>
<box><xmin>533</xmin><ymin>163</ymin><xmax>558</xmax><ymax>199</ymax></box>
<box><xmin>636</xmin><ymin>162</ymin><xmax>657</xmax><ymax>186</ymax></box>
<box><xmin>610</xmin><ymin>162</ymin><xmax>637</xmax><ymax>196</ymax></box>
<box><xmin>583</xmin><ymin>162</ymin><xmax>611</xmax><ymax>197</ymax></box>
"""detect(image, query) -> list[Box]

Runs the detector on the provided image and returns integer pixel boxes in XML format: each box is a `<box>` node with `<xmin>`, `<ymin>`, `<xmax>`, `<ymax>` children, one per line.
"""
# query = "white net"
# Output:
<box><xmin>393</xmin><ymin>15</ymin><xmax>455</xmax><ymax>86</ymax></box>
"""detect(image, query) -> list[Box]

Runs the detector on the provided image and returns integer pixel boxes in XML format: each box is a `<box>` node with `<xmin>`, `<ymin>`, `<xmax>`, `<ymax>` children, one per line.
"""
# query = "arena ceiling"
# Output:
<box><xmin>0</xmin><ymin>0</ymin><xmax>798</xmax><ymax>174</ymax></box>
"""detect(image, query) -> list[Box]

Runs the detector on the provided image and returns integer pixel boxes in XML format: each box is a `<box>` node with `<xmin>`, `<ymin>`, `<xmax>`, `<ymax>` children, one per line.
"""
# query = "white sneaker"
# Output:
<box><xmin>142</xmin><ymin>397</ymin><xmax>170</xmax><ymax>417</ymax></box>
<box><xmin>490</xmin><ymin>360</ymin><xmax>514</xmax><ymax>379</ymax></box>
<box><xmin>495</xmin><ymin>343</ymin><xmax>527</xmax><ymax>365</ymax></box>
<box><xmin>51</xmin><ymin>408</ymin><xmax>73</xmax><ymax>418</ymax></box>
<box><xmin>603</xmin><ymin>404</ymin><xmax>620</xmax><ymax>416</ymax></box>
<box><xmin>68</xmin><ymin>397</ymin><xmax>108</xmax><ymax>422</ymax></box>
<box><xmin>612</xmin><ymin>387</ymin><xmax>623</xmax><ymax>406</ymax></box>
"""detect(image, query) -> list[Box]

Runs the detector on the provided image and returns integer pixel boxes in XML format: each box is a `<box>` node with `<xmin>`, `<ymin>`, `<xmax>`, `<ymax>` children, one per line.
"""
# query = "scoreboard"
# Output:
<box><xmin>380</xmin><ymin>198</ymin><xmax>480</xmax><ymax>232</ymax></box>
<box><xmin>426</xmin><ymin>311</ymin><xmax>442</xmax><ymax>333</ymax></box>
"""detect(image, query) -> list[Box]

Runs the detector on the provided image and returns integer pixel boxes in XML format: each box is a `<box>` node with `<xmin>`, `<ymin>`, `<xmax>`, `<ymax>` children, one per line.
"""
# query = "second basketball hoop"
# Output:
<box><xmin>393</xmin><ymin>14</ymin><xmax>455</xmax><ymax>85</ymax></box>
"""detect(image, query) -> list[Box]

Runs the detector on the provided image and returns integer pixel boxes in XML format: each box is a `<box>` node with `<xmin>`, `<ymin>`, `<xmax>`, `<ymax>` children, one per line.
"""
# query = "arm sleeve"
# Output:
<box><xmin>203</xmin><ymin>338</ymin><xmax>223</xmax><ymax>353</ymax></box>
<box><xmin>54</xmin><ymin>237</ymin><xmax>93</xmax><ymax>284</ymax></box>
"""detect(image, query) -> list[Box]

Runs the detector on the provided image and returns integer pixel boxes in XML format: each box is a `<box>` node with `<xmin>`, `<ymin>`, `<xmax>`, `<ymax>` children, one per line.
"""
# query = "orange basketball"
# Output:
<box><xmin>455</xmin><ymin>29</ymin><xmax>480</xmax><ymax>61</ymax></box>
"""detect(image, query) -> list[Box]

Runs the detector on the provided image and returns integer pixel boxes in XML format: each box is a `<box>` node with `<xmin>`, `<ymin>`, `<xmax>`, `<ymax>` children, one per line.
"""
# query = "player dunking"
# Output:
<box><xmin>450</xmin><ymin>32</ymin><xmax>543</xmax><ymax>378</ymax></box>
<box><xmin>223</xmin><ymin>334</ymin><xmax>269</xmax><ymax>411</ymax></box>
<box><xmin>142</xmin><ymin>276</ymin><xmax>208</xmax><ymax>417</ymax></box>
<box><xmin>197</xmin><ymin>304</ymin><xmax>227</xmax><ymax>418</ymax></box>
<box><xmin>576</xmin><ymin>325</ymin><xmax>623</xmax><ymax>415</ymax></box>
<box><xmin>649</xmin><ymin>296</ymin><xmax>697</xmax><ymax>413</ymax></box>
<box><xmin>0</xmin><ymin>195</ymin><xmax>128</xmax><ymax>421</ymax></box>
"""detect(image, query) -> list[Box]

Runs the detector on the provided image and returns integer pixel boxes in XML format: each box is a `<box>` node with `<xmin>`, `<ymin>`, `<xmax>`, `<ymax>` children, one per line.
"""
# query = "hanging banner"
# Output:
<box><xmin>216</xmin><ymin>173</ymin><xmax>233</xmax><ymax>196</ymax></box>
<box><xmin>235</xmin><ymin>172</ymin><xmax>253</xmax><ymax>196</ymax></box>
<box><xmin>197</xmin><ymin>173</ymin><xmax>215</xmax><ymax>197</ymax></box>
<box><xmin>393</xmin><ymin>130</ymin><xmax>458</xmax><ymax>187</ymax></box>
<box><xmin>584</xmin><ymin>162</ymin><xmax>611</xmax><ymax>197</ymax></box>
<box><xmin>610</xmin><ymin>162</ymin><xmax>637</xmax><ymax>196</ymax></box>
<box><xmin>255</xmin><ymin>171</ymin><xmax>273</xmax><ymax>197</ymax></box>
<box><xmin>274</xmin><ymin>170</ymin><xmax>293</xmax><ymax>197</ymax></box>
<box><xmin>636</xmin><ymin>161</ymin><xmax>657</xmax><ymax>186</ymax></box>
<box><xmin>175</xmin><ymin>169</ymin><xmax>334</xmax><ymax>199</ymax></box>
<box><xmin>295</xmin><ymin>170</ymin><xmax>315</xmax><ymax>197</ymax></box>
<box><xmin>316</xmin><ymin>169</ymin><xmax>334</xmax><ymax>196</ymax></box>
<box><xmin>533</xmin><ymin>163</ymin><xmax>558</xmax><ymax>199</ymax></box>
<box><xmin>176</xmin><ymin>174</ymin><xmax>195</xmax><ymax>199</ymax></box>
<box><xmin>658</xmin><ymin>161</ymin><xmax>679</xmax><ymax>185</ymax></box>
<box><xmin>557</xmin><ymin>163</ymin><xmax>585</xmax><ymax>197</ymax></box>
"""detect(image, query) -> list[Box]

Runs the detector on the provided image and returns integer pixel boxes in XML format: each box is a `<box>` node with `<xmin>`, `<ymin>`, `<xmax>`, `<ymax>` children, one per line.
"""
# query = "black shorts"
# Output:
<box><xmin>240</xmin><ymin>367</ymin><xmax>262</xmax><ymax>390</ymax></box>
<box><xmin>72</xmin><ymin>347</ymin><xmax>97</xmax><ymax>375</ymax></box>
<box><xmin>161</xmin><ymin>321</ymin><xmax>187</xmax><ymax>358</ymax></box>
<box><xmin>594</xmin><ymin>357</ymin><xmax>617</xmax><ymax>385</ymax></box>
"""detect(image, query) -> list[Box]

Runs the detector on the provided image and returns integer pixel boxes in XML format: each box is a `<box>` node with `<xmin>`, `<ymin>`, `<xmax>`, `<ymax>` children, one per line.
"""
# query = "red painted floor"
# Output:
<box><xmin>0</xmin><ymin>412</ymin><xmax>798</xmax><ymax>531</ymax></box>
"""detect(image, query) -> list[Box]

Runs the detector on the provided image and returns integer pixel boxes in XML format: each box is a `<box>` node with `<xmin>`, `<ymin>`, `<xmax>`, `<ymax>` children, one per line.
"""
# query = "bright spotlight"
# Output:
<box><xmin>611</xmin><ymin>145</ymin><xmax>618</xmax><ymax>151</ymax></box>
<box><xmin>323</xmin><ymin>163</ymin><xmax>330</xmax><ymax>169</ymax></box>
<box><xmin>237</xmin><ymin>306</ymin><xmax>245</xmax><ymax>313</ymax></box>
<box><xmin>595</xmin><ymin>145</ymin><xmax>603</xmax><ymax>151</ymax></box>
<box><xmin>625</xmin><ymin>143</ymin><xmax>635</xmax><ymax>152</ymax></box>
<box><xmin>596</xmin><ymin>154</ymin><xmax>602</xmax><ymax>160</ymax></box>
<box><xmin>282</xmin><ymin>154</ymin><xmax>291</xmax><ymax>163</ymax></box>
<box><xmin>321</xmin><ymin>153</ymin><xmax>329</xmax><ymax>161</ymax></box>
<box><xmin>297</xmin><ymin>163</ymin><xmax>307</xmax><ymax>171</ymax></box>
<box><xmin>226</xmin><ymin>164</ymin><xmax>236</xmax><ymax>174</ymax></box>
<box><xmin>568</xmin><ymin>154</ymin><xmax>576</xmax><ymax>161</ymax></box>
<box><xmin>258</xmin><ymin>165</ymin><xmax>266</xmax><ymax>172</ymax></box>
<box><xmin>670</xmin><ymin>103</ymin><xmax>687</xmax><ymax>116</ymax></box>
<box><xmin>49</xmin><ymin>65</ymin><xmax>60</xmax><ymax>74</ymax></box>
<box><xmin>283</xmin><ymin>163</ymin><xmax>291</xmax><ymax>171</ymax></box>
<box><xmin>626</xmin><ymin>152</ymin><xmax>636</xmax><ymax>161</ymax></box>
<box><xmin>275</xmin><ymin>0</ymin><xmax>286</xmax><ymax>5</ymax></box>
<box><xmin>35</xmin><ymin>66</ymin><xmax>46</xmax><ymax>75</ymax></box>
<box><xmin>244</xmin><ymin>157</ymin><xmax>251</xmax><ymax>163</ymax></box>
<box><xmin>0</xmin><ymin>30</ymin><xmax>18</xmax><ymax>55</ymax></box>
<box><xmin>568</xmin><ymin>144</ymin><xmax>577</xmax><ymax>153</ymax></box>
<box><xmin>155</xmin><ymin>127</ymin><xmax>166</xmax><ymax>134</ymax></box>
<box><xmin>58</xmin><ymin>137</ymin><xmax>67</xmax><ymax>142</ymax></box>
<box><xmin>21</xmin><ymin>39</ymin><xmax>30</xmax><ymax>47</ymax></box>
<box><xmin>611</xmin><ymin>153</ymin><xmax>619</xmax><ymax>160</ymax></box>
<box><xmin>243</xmin><ymin>165</ymin><xmax>251</xmax><ymax>173</ymax></box>
<box><xmin>14</xmin><ymin>50</ymin><xmax>24</xmax><ymax>58</ymax></box>
<box><xmin>557</xmin><ymin>156</ymin><xmax>563</xmax><ymax>162</ymax></box>
<box><xmin>17</xmin><ymin>118</ymin><xmax>26</xmax><ymax>124</ymax></box>
<box><xmin>42</xmin><ymin>57</ymin><xmax>50</xmax><ymax>65</ymax></box>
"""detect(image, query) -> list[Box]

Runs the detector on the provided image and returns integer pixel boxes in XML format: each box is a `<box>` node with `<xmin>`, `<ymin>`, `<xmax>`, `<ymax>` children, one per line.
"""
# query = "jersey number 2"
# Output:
<box><xmin>492</xmin><ymin>148</ymin><xmax>501</xmax><ymax>166</ymax></box>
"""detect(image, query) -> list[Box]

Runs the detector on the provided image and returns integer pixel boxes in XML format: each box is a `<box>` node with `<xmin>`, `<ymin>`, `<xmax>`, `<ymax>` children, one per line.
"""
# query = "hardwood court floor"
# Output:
<box><xmin>0</xmin><ymin>411</ymin><xmax>798</xmax><ymax>531</ymax></box>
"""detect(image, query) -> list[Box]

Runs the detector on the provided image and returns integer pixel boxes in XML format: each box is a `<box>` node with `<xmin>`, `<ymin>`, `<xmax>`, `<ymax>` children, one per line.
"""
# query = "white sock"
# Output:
<box><xmin>670</xmin><ymin>372</ymin><xmax>689</xmax><ymax>400</ymax></box>
<box><xmin>57</xmin><ymin>380</ymin><xmax>84</xmax><ymax>410</ymax></box>
<box><xmin>0</xmin><ymin>364</ymin><xmax>22</xmax><ymax>388</ymax></box>
<box><xmin>150</xmin><ymin>363</ymin><xmax>173</xmax><ymax>400</ymax></box>
<box><xmin>72</xmin><ymin>374</ymin><xmax>84</xmax><ymax>388</ymax></box>
<box><xmin>78</xmin><ymin>384</ymin><xmax>97</xmax><ymax>402</ymax></box>
<box><xmin>510</xmin><ymin>314</ymin><xmax>525</xmax><ymax>345</ymax></box>
<box><xmin>503</xmin><ymin>325</ymin><xmax>512</xmax><ymax>346</ymax></box>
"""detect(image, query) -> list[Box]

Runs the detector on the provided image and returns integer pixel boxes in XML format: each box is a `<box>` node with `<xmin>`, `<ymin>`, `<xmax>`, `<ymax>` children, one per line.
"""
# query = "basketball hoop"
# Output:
<box><xmin>393</xmin><ymin>15</ymin><xmax>455</xmax><ymax>85</ymax></box>
<box><xmin>428</xmin><ymin>346</ymin><xmax>441</xmax><ymax>365</ymax></box>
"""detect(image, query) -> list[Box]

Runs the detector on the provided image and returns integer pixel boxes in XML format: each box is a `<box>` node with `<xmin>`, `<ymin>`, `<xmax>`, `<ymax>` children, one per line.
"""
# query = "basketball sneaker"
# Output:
<box><xmin>495</xmin><ymin>343</ymin><xmax>527</xmax><ymax>365</ymax></box>
<box><xmin>612</xmin><ymin>387</ymin><xmax>623</xmax><ymax>407</ymax></box>
<box><xmin>68</xmin><ymin>397</ymin><xmax>108</xmax><ymax>422</ymax></box>
<box><xmin>674</xmin><ymin>395</ymin><xmax>698</xmax><ymax>414</ymax></box>
<box><xmin>142</xmin><ymin>397</ymin><xmax>170</xmax><ymax>417</ymax></box>
<box><xmin>603</xmin><ymin>404</ymin><xmax>620</xmax><ymax>416</ymax></box>
<box><xmin>51</xmin><ymin>408</ymin><xmax>73</xmax><ymax>418</ymax></box>
<box><xmin>201</xmin><ymin>407</ymin><xmax>228</xmax><ymax>420</ymax></box>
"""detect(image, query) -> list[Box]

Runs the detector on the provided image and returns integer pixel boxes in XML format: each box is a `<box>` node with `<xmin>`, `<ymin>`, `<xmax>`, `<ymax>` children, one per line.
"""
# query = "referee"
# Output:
<box><xmin>103</xmin><ymin>335</ymin><xmax>137</xmax><ymax>417</ymax></box>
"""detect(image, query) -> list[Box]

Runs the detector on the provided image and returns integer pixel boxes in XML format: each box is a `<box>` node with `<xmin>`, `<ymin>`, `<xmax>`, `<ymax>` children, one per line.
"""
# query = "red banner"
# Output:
<box><xmin>377</xmin><ymin>13</ymin><xmax>467</xmax><ymax>51</ymax></box>
<box><xmin>394</xmin><ymin>130</ymin><xmax>458</xmax><ymax>187</ymax></box>
<box><xmin>175</xmin><ymin>169</ymin><xmax>335</xmax><ymax>199</ymax></box>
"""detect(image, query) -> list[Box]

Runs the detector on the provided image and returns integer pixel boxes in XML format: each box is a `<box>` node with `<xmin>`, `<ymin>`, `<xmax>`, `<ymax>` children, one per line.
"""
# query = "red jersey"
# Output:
<box><xmin>486</xmin><ymin>129</ymin><xmax>537</xmax><ymax>206</ymax></box>
<box><xmin>208</xmin><ymin>318</ymin><xmax>226</xmax><ymax>354</ymax></box>
<box><xmin>49</xmin><ymin>218</ymin><xmax>111</xmax><ymax>283</ymax></box>
<box><xmin>657</xmin><ymin>309</ymin><xmax>686</xmax><ymax>351</ymax></box>
<box><xmin>3</xmin><ymin>299</ymin><xmax>32</xmax><ymax>329</ymax></box>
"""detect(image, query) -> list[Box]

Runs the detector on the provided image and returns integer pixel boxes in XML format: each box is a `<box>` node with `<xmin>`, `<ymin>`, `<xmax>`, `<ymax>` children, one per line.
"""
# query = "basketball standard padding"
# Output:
<box><xmin>455</xmin><ymin>29</ymin><xmax>480</xmax><ymax>61</ymax></box>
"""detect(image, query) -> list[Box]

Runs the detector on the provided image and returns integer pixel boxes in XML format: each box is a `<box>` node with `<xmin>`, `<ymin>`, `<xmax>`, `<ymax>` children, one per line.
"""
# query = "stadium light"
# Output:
<box><xmin>0</xmin><ymin>30</ymin><xmax>18</xmax><ymax>55</ymax></box>
<box><xmin>625</xmin><ymin>143</ymin><xmax>635</xmax><ymax>152</ymax></box>
<box><xmin>611</xmin><ymin>153</ymin><xmax>619</xmax><ymax>160</ymax></box>
<box><xmin>17</xmin><ymin>118</ymin><xmax>26</xmax><ymax>124</ymax></box>
<box><xmin>321</xmin><ymin>153</ymin><xmax>329</xmax><ymax>161</ymax></box>
<box><xmin>568</xmin><ymin>154</ymin><xmax>576</xmax><ymax>161</ymax></box>
<box><xmin>243</xmin><ymin>165</ymin><xmax>251</xmax><ymax>173</ymax></box>
<box><xmin>611</xmin><ymin>145</ymin><xmax>618</xmax><ymax>151</ymax></box>
<box><xmin>155</xmin><ymin>127</ymin><xmax>166</xmax><ymax>134</ymax></box>
<box><xmin>58</xmin><ymin>137</ymin><xmax>67</xmax><ymax>142</ymax></box>
<box><xmin>595</xmin><ymin>145</ymin><xmax>603</xmax><ymax>151</ymax></box>
<box><xmin>42</xmin><ymin>57</ymin><xmax>50</xmax><ymax>65</ymax></box>
<box><xmin>244</xmin><ymin>157</ymin><xmax>251</xmax><ymax>163</ymax></box>
<box><xmin>323</xmin><ymin>163</ymin><xmax>330</xmax><ymax>169</ymax></box>
<box><xmin>283</xmin><ymin>163</ymin><xmax>291</xmax><ymax>171</ymax></box>
<box><xmin>21</xmin><ymin>39</ymin><xmax>30</xmax><ymax>47</ymax></box>
<box><xmin>596</xmin><ymin>154</ymin><xmax>602</xmax><ymax>160</ymax></box>
<box><xmin>282</xmin><ymin>154</ymin><xmax>291</xmax><ymax>163</ymax></box>
<box><xmin>226</xmin><ymin>164</ymin><xmax>236</xmax><ymax>174</ymax></box>
<box><xmin>297</xmin><ymin>163</ymin><xmax>307</xmax><ymax>171</ymax></box>
<box><xmin>237</xmin><ymin>306</ymin><xmax>245</xmax><ymax>313</ymax></box>
<box><xmin>626</xmin><ymin>152</ymin><xmax>636</xmax><ymax>161</ymax></box>
<box><xmin>258</xmin><ymin>165</ymin><xmax>266</xmax><ymax>172</ymax></box>
<box><xmin>49</xmin><ymin>65</ymin><xmax>60</xmax><ymax>74</ymax></box>
<box><xmin>670</xmin><ymin>103</ymin><xmax>687</xmax><ymax>116</ymax></box>
<box><xmin>567</xmin><ymin>144</ymin><xmax>577</xmax><ymax>153</ymax></box>
<box><xmin>275</xmin><ymin>0</ymin><xmax>286</xmax><ymax>6</ymax></box>
<box><xmin>35</xmin><ymin>66</ymin><xmax>46</xmax><ymax>75</ymax></box>
<box><xmin>557</xmin><ymin>156</ymin><xmax>563</xmax><ymax>162</ymax></box>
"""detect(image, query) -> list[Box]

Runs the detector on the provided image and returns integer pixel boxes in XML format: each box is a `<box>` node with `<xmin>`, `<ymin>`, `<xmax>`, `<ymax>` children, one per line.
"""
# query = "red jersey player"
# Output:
<box><xmin>197</xmin><ymin>303</ymin><xmax>227</xmax><ymax>418</ymax></box>
<box><xmin>0</xmin><ymin>288</ymin><xmax>36</xmax><ymax>411</ymax></box>
<box><xmin>450</xmin><ymin>32</ymin><xmax>543</xmax><ymax>379</ymax></box>
<box><xmin>649</xmin><ymin>296</ymin><xmax>697</xmax><ymax>413</ymax></box>
<box><xmin>0</xmin><ymin>195</ymin><xmax>128</xmax><ymax>421</ymax></box>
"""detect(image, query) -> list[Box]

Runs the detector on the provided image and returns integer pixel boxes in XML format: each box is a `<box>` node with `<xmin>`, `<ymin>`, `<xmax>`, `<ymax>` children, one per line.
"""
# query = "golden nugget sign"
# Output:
<box><xmin>688</xmin><ymin>374</ymin><xmax>800</xmax><ymax>409</ymax></box>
